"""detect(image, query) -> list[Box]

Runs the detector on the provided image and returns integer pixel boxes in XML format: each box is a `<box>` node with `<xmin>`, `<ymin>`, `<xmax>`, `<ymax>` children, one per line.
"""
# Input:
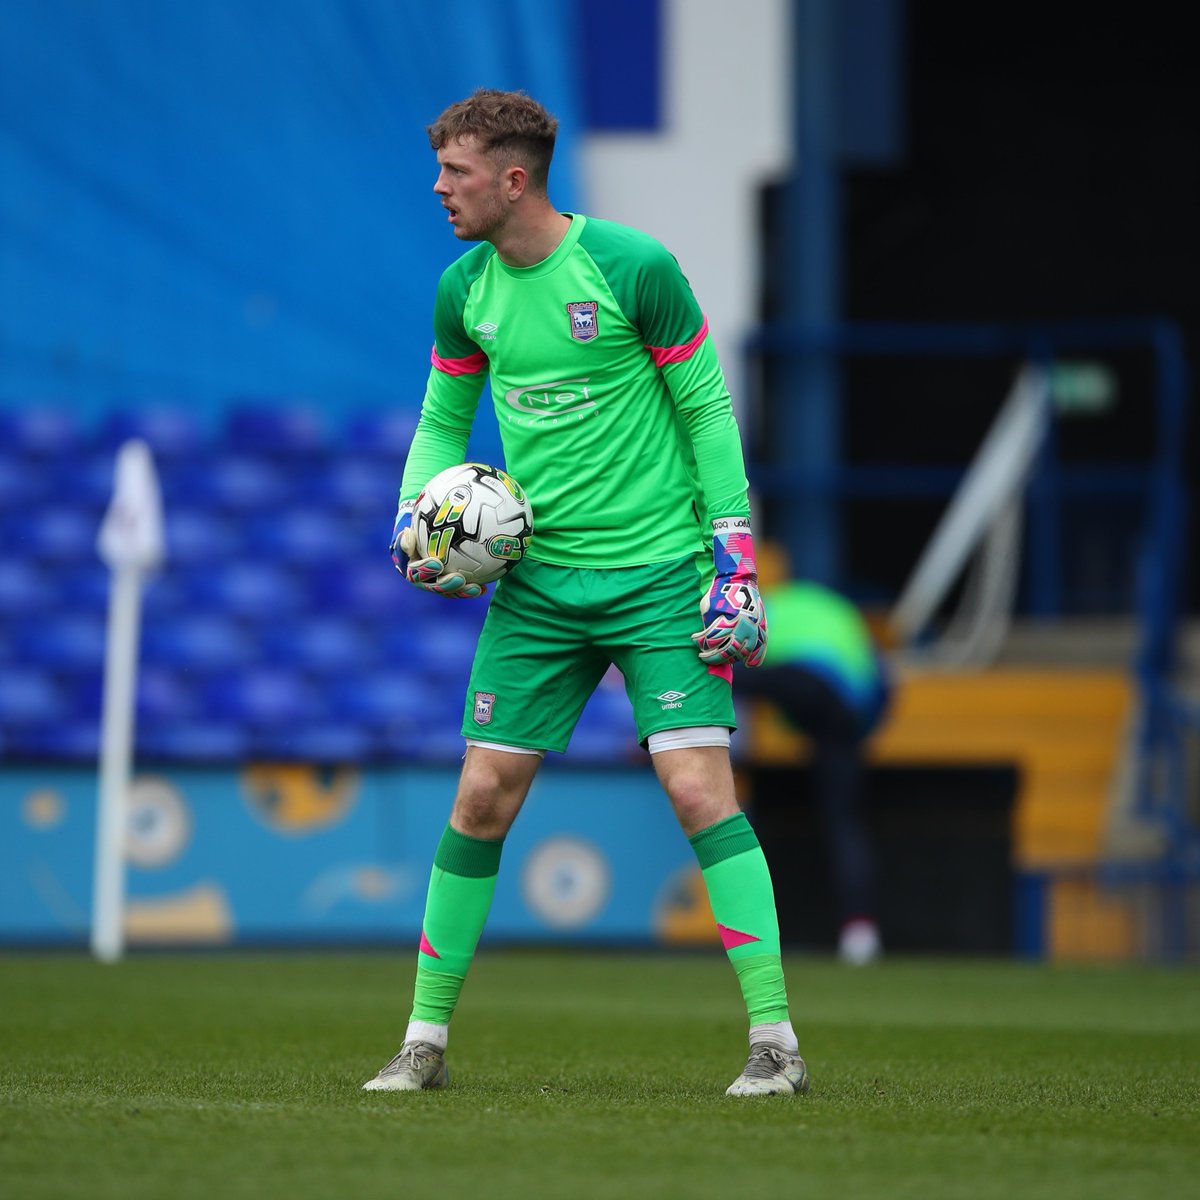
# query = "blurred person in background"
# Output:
<box><xmin>737</xmin><ymin>543</ymin><xmax>892</xmax><ymax>965</ymax></box>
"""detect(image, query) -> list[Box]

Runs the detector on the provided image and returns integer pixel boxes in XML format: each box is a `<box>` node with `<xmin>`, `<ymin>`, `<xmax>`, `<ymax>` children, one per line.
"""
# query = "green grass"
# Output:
<box><xmin>2</xmin><ymin>951</ymin><xmax>1198</xmax><ymax>1199</ymax></box>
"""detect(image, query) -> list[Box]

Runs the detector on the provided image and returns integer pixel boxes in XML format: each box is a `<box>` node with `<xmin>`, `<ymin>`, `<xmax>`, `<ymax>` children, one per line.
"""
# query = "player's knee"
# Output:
<box><xmin>662</xmin><ymin>767</ymin><xmax>736</xmax><ymax>836</ymax></box>
<box><xmin>451</xmin><ymin>753</ymin><xmax>532</xmax><ymax>839</ymax></box>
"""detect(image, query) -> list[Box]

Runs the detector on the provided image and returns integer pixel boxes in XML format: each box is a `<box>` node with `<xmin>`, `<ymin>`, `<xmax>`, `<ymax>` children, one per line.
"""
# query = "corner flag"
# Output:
<box><xmin>92</xmin><ymin>439</ymin><xmax>165</xmax><ymax>963</ymax></box>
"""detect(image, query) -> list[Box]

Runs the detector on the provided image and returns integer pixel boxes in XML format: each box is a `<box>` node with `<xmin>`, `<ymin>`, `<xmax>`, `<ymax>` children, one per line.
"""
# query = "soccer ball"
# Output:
<box><xmin>411</xmin><ymin>462</ymin><xmax>533</xmax><ymax>586</ymax></box>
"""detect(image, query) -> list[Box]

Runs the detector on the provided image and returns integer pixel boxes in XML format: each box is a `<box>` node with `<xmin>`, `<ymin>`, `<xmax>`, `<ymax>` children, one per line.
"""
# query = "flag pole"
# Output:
<box><xmin>91</xmin><ymin>439</ymin><xmax>164</xmax><ymax>963</ymax></box>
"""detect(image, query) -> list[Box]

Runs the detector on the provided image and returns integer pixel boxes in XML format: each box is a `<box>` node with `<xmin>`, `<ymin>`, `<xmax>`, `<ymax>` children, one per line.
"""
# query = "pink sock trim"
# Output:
<box><xmin>718</xmin><ymin>923</ymin><xmax>761</xmax><ymax>950</ymax></box>
<box><xmin>418</xmin><ymin>930</ymin><xmax>441</xmax><ymax>959</ymax></box>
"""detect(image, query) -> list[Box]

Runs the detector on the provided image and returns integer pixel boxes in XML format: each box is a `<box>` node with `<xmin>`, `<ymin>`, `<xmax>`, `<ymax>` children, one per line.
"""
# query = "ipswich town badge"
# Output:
<box><xmin>473</xmin><ymin>691</ymin><xmax>496</xmax><ymax>725</ymax></box>
<box><xmin>566</xmin><ymin>301</ymin><xmax>599</xmax><ymax>342</ymax></box>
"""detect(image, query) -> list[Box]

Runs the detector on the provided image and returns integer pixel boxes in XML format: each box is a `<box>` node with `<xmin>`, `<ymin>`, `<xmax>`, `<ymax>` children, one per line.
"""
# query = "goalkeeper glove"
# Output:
<box><xmin>390</xmin><ymin>497</ymin><xmax>484</xmax><ymax>599</ymax></box>
<box><xmin>691</xmin><ymin>517</ymin><xmax>767</xmax><ymax>667</ymax></box>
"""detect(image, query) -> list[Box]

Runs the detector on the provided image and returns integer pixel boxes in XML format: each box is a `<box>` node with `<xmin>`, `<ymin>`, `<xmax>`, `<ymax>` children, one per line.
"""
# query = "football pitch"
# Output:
<box><xmin>2</xmin><ymin>951</ymin><xmax>1197</xmax><ymax>1199</ymax></box>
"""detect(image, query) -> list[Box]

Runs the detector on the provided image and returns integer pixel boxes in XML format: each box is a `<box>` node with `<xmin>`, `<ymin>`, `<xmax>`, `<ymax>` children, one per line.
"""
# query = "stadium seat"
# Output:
<box><xmin>0</xmin><ymin>561</ymin><xmax>55</xmax><ymax>616</ymax></box>
<box><xmin>0</xmin><ymin>407</ymin><xmax>83</xmax><ymax>456</ymax></box>
<box><xmin>326</xmin><ymin>670</ymin><xmax>436</xmax><ymax>725</ymax></box>
<box><xmin>142</xmin><ymin>614</ymin><xmax>258</xmax><ymax>670</ymax></box>
<box><xmin>298</xmin><ymin>458</ymin><xmax>399</xmax><ymax>515</ymax></box>
<box><xmin>136</xmin><ymin>721</ymin><xmax>250</xmax><ymax>762</ymax></box>
<box><xmin>183</xmin><ymin>562</ymin><xmax>305</xmax><ymax>618</ymax></box>
<box><xmin>8</xmin><ymin>722</ymin><xmax>101</xmax><ymax>760</ymax></box>
<box><xmin>11</xmin><ymin>614</ymin><xmax>106</xmax><ymax>669</ymax></box>
<box><xmin>5</xmin><ymin>507</ymin><xmax>100</xmax><ymax>563</ymax></box>
<box><xmin>256</xmin><ymin>721</ymin><xmax>375</xmax><ymax>762</ymax></box>
<box><xmin>0</xmin><ymin>668</ymin><xmax>69</xmax><ymax>725</ymax></box>
<box><xmin>163</xmin><ymin>508</ymin><xmax>243</xmax><ymax>565</ymax></box>
<box><xmin>135</xmin><ymin>666</ymin><xmax>200</xmax><ymax>723</ymax></box>
<box><xmin>223</xmin><ymin>403</ymin><xmax>328</xmax><ymax>457</ymax></box>
<box><xmin>52</xmin><ymin>451</ymin><xmax>120</xmax><ymax>509</ymax></box>
<box><xmin>340</xmin><ymin>408</ymin><xmax>419</xmax><ymax>458</ymax></box>
<box><xmin>0</xmin><ymin>455</ymin><xmax>51</xmax><ymax>508</ymax></box>
<box><xmin>168</xmin><ymin>455</ymin><xmax>288</xmax><ymax>510</ymax></box>
<box><xmin>99</xmin><ymin>406</ymin><xmax>208</xmax><ymax>459</ymax></box>
<box><xmin>379</xmin><ymin>609</ymin><xmax>485</xmax><ymax>673</ymax></box>
<box><xmin>261</xmin><ymin>616</ymin><xmax>372</xmax><ymax>674</ymax></box>
<box><xmin>202</xmin><ymin>667</ymin><xmax>325</xmax><ymax>725</ymax></box>
<box><xmin>307</xmin><ymin>558</ymin><xmax>411</xmax><ymax>618</ymax></box>
<box><xmin>243</xmin><ymin>508</ymin><xmax>352</xmax><ymax>565</ymax></box>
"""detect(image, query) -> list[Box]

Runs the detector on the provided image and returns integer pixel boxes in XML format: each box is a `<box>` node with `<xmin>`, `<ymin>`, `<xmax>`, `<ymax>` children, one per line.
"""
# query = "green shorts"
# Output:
<box><xmin>461</xmin><ymin>555</ymin><xmax>736</xmax><ymax>752</ymax></box>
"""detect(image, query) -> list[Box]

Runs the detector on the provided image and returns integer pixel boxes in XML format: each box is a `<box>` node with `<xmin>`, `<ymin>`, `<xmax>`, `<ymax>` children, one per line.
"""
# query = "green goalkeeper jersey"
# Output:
<box><xmin>399</xmin><ymin>213</ymin><xmax>751</xmax><ymax>568</ymax></box>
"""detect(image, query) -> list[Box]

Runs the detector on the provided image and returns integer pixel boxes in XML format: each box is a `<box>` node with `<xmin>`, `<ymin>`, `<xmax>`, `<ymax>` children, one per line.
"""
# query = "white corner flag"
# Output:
<box><xmin>92</xmin><ymin>439</ymin><xmax>165</xmax><ymax>963</ymax></box>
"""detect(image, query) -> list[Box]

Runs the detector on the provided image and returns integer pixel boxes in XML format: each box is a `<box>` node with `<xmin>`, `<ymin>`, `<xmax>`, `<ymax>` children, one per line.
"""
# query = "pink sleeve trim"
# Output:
<box><xmin>645</xmin><ymin>315</ymin><xmax>709</xmax><ymax>367</ymax></box>
<box><xmin>431</xmin><ymin>344</ymin><xmax>488</xmax><ymax>376</ymax></box>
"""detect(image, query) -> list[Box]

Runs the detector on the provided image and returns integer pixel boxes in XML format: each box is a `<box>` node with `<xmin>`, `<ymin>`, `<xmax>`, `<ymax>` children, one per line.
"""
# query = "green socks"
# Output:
<box><xmin>689</xmin><ymin>812</ymin><xmax>791</xmax><ymax>1025</ymax></box>
<box><xmin>410</xmin><ymin>824</ymin><xmax>504</xmax><ymax>1026</ymax></box>
<box><xmin>409</xmin><ymin>814</ymin><xmax>790</xmax><ymax>1036</ymax></box>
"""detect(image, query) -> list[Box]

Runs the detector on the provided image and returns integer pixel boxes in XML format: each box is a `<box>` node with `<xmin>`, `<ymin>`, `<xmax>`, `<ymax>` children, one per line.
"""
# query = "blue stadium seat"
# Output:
<box><xmin>379</xmin><ymin>609</ymin><xmax>485</xmax><ymax>673</ymax></box>
<box><xmin>223</xmin><ymin>404</ymin><xmax>328</xmax><ymax>457</ymax></box>
<box><xmin>5</xmin><ymin>507</ymin><xmax>99</xmax><ymax>562</ymax></box>
<box><xmin>0</xmin><ymin>561</ymin><xmax>55</xmax><ymax>616</ymax></box>
<box><xmin>168</xmin><ymin>455</ymin><xmax>288</xmax><ymax>510</ymax></box>
<box><xmin>183</xmin><ymin>562</ymin><xmax>305</xmax><ymax>618</ymax></box>
<box><xmin>0</xmin><ymin>668</ymin><xmax>69</xmax><ymax>726</ymax></box>
<box><xmin>9</xmin><ymin>722</ymin><xmax>101</xmax><ymax>760</ymax></box>
<box><xmin>164</xmin><ymin>508</ymin><xmax>242</xmax><ymax>565</ymax></box>
<box><xmin>99</xmin><ymin>407</ymin><xmax>208</xmax><ymax>460</ymax></box>
<box><xmin>0</xmin><ymin>455</ymin><xmax>51</xmax><ymax>508</ymax></box>
<box><xmin>136</xmin><ymin>721</ymin><xmax>250</xmax><ymax>762</ymax></box>
<box><xmin>142</xmin><ymin>614</ymin><xmax>258</xmax><ymax>670</ymax></box>
<box><xmin>243</xmin><ymin>508</ymin><xmax>349</xmax><ymax>565</ymax></box>
<box><xmin>135</xmin><ymin>666</ymin><xmax>200</xmax><ymax>723</ymax></box>
<box><xmin>202</xmin><ymin>667</ymin><xmax>324</xmax><ymax>725</ymax></box>
<box><xmin>326</xmin><ymin>670</ymin><xmax>436</xmax><ymax>725</ymax></box>
<box><xmin>298</xmin><ymin>458</ymin><xmax>399</xmax><ymax>515</ymax></box>
<box><xmin>261</xmin><ymin>616</ymin><xmax>371</xmax><ymax>674</ymax></box>
<box><xmin>254</xmin><ymin>721</ymin><xmax>375</xmax><ymax>762</ymax></box>
<box><xmin>52</xmin><ymin>451</ymin><xmax>120</xmax><ymax>509</ymax></box>
<box><xmin>307</xmin><ymin>558</ymin><xmax>413</xmax><ymax>618</ymax></box>
<box><xmin>11</xmin><ymin>614</ymin><xmax>106</xmax><ymax>669</ymax></box>
<box><xmin>0</xmin><ymin>407</ymin><xmax>84</xmax><ymax>456</ymax></box>
<box><xmin>340</xmin><ymin>409</ymin><xmax>418</xmax><ymax>458</ymax></box>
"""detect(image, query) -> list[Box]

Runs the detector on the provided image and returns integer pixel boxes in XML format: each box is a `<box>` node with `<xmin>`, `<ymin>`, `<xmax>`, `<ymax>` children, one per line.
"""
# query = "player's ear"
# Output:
<box><xmin>503</xmin><ymin>164</ymin><xmax>527</xmax><ymax>202</ymax></box>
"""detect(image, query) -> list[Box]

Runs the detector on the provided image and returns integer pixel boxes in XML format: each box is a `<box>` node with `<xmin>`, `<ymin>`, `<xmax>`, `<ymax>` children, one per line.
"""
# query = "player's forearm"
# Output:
<box><xmin>397</xmin><ymin>373</ymin><xmax>481</xmax><ymax>501</ymax></box>
<box><xmin>662</xmin><ymin>344</ymin><xmax>752</xmax><ymax>520</ymax></box>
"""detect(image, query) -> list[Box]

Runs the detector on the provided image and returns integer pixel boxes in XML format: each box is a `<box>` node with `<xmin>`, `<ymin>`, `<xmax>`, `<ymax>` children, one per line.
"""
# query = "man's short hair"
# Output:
<box><xmin>427</xmin><ymin>88</ymin><xmax>559</xmax><ymax>193</ymax></box>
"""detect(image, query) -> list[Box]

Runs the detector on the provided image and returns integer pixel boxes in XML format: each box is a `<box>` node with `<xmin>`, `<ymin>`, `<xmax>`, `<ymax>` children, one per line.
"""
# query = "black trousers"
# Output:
<box><xmin>738</xmin><ymin>665</ymin><xmax>877</xmax><ymax>923</ymax></box>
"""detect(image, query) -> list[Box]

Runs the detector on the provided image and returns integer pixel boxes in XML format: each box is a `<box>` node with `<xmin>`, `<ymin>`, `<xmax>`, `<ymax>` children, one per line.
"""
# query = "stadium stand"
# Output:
<box><xmin>0</xmin><ymin>406</ymin><xmax>642</xmax><ymax>765</ymax></box>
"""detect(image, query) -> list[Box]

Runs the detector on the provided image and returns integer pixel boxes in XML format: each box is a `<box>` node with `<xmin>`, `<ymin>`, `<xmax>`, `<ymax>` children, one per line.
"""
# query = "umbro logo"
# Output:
<box><xmin>657</xmin><ymin>690</ymin><xmax>687</xmax><ymax>710</ymax></box>
<box><xmin>474</xmin><ymin>321</ymin><xmax>499</xmax><ymax>340</ymax></box>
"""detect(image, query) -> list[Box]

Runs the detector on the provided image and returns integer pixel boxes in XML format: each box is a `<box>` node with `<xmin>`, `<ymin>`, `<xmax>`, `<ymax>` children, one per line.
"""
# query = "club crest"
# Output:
<box><xmin>473</xmin><ymin>691</ymin><xmax>496</xmax><ymax>725</ymax></box>
<box><xmin>566</xmin><ymin>301</ymin><xmax>599</xmax><ymax>342</ymax></box>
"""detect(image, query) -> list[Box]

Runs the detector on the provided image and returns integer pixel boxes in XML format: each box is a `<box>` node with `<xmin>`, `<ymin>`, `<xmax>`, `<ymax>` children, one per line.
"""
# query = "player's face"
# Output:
<box><xmin>433</xmin><ymin>136</ymin><xmax>507</xmax><ymax>243</ymax></box>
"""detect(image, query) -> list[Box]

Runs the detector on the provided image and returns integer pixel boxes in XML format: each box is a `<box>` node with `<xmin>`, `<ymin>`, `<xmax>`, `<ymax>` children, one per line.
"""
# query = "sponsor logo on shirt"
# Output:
<box><xmin>566</xmin><ymin>301</ymin><xmax>599</xmax><ymax>341</ymax></box>
<box><xmin>504</xmin><ymin>377</ymin><xmax>597</xmax><ymax>424</ymax></box>
<box><xmin>474</xmin><ymin>321</ymin><xmax>499</xmax><ymax>340</ymax></box>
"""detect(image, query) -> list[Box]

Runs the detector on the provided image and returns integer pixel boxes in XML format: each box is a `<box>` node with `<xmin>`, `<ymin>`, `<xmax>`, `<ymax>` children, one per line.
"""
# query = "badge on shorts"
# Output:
<box><xmin>473</xmin><ymin>691</ymin><xmax>496</xmax><ymax>725</ymax></box>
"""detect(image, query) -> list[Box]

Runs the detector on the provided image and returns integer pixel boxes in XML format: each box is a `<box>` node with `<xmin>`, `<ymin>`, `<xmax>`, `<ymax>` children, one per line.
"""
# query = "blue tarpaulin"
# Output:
<box><xmin>0</xmin><ymin>0</ymin><xmax>581</xmax><ymax>420</ymax></box>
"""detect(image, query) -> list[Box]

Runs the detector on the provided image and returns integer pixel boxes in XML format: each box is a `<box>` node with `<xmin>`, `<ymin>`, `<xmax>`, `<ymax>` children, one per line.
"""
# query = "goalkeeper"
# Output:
<box><xmin>363</xmin><ymin>88</ymin><xmax>806</xmax><ymax>1099</ymax></box>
